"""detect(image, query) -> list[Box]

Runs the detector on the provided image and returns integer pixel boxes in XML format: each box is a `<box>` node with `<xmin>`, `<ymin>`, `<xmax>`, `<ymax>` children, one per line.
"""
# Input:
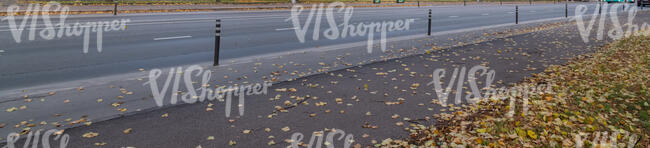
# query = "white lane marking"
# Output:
<box><xmin>449</xmin><ymin>15</ymin><xmax>459</xmax><ymax>18</ymax></box>
<box><xmin>529</xmin><ymin>10</ymin><xmax>537</xmax><ymax>12</ymax></box>
<box><xmin>153</xmin><ymin>35</ymin><xmax>192</xmax><ymax>41</ymax></box>
<box><xmin>275</xmin><ymin>27</ymin><xmax>297</xmax><ymax>31</ymax></box>
<box><xmin>0</xmin><ymin>20</ymin><xmax>209</xmax><ymax>32</ymax></box>
<box><xmin>0</xmin><ymin>29</ymin><xmax>24</xmax><ymax>31</ymax></box>
<box><xmin>481</xmin><ymin>13</ymin><xmax>489</xmax><ymax>16</ymax></box>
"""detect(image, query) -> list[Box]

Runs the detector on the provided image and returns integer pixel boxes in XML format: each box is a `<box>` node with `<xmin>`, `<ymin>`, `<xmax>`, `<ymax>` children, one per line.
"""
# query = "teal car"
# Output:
<box><xmin>606</xmin><ymin>0</ymin><xmax>635</xmax><ymax>3</ymax></box>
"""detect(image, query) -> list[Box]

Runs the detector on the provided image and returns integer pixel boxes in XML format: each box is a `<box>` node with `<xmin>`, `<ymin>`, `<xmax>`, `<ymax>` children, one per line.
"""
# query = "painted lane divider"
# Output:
<box><xmin>275</xmin><ymin>27</ymin><xmax>297</xmax><ymax>31</ymax></box>
<box><xmin>153</xmin><ymin>36</ymin><xmax>192</xmax><ymax>41</ymax></box>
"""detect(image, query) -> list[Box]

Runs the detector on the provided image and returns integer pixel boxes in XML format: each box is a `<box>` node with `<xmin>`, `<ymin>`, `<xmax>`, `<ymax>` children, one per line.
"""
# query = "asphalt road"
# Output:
<box><xmin>0</xmin><ymin>3</ymin><xmax>606</xmax><ymax>91</ymax></box>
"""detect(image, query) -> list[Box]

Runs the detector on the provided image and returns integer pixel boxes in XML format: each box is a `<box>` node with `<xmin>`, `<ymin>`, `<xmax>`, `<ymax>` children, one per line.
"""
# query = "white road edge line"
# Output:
<box><xmin>153</xmin><ymin>35</ymin><xmax>192</xmax><ymax>41</ymax></box>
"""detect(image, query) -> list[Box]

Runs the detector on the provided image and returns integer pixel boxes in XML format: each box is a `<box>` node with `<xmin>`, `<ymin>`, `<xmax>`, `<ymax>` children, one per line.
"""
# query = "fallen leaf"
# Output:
<box><xmin>94</xmin><ymin>142</ymin><xmax>107</xmax><ymax>146</ymax></box>
<box><xmin>123</xmin><ymin>128</ymin><xmax>132</xmax><ymax>134</ymax></box>
<box><xmin>527</xmin><ymin>130</ymin><xmax>537</xmax><ymax>139</ymax></box>
<box><xmin>281</xmin><ymin>126</ymin><xmax>290</xmax><ymax>132</ymax></box>
<box><xmin>6</xmin><ymin>107</ymin><xmax>17</xmax><ymax>112</ymax></box>
<box><xmin>82</xmin><ymin>132</ymin><xmax>99</xmax><ymax>138</ymax></box>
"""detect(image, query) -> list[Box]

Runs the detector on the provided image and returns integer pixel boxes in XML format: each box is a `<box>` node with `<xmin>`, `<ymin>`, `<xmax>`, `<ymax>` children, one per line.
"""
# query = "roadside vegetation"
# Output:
<box><xmin>381</xmin><ymin>32</ymin><xmax>650</xmax><ymax>147</ymax></box>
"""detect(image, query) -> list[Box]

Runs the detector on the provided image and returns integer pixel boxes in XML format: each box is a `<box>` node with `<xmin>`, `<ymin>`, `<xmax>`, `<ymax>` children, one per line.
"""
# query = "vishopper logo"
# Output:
<box><xmin>2</xmin><ymin>129</ymin><xmax>70</xmax><ymax>148</ymax></box>
<box><xmin>427</xmin><ymin>65</ymin><xmax>553</xmax><ymax>117</ymax></box>
<box><xmin>575</xmin><ymin>4</ymin><xmax>650</xmax><ymax>43</ymax></box>
<box><xmin>574</xmin><ymin>130</ymin><xmax>639</xmax><ymax>148</ymax></box>
<box><xmin>289</xmin><ymin>128</ymin><xmax>354</xmax><ymax>148</ymax></box>
<box><xmin>485</xmin><ymin>82</ymin><xmax>553</xmax><ymax>118</ymax></box>
<box><xmin>427</xmin><ymin>65</ymin><xmax>496</xmax><ymax>106</ymax></box>
<box><xmin>1</xmin><ymin>2</ymin><xmax>130</xmax><ymax>53</ymax></box>
<box><xmin>286</xmin><ymin>2</ymin><xmax>415</xmax><ymax>54</ymax></box>
<box><xmin>144</xmin><ymin>65</ymin><xmax>271</xmax><ymax>117</ymax></box>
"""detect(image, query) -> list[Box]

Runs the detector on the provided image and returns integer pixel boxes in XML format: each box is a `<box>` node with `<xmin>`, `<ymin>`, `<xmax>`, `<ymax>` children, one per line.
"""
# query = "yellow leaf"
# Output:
<box><xmin>476</xmin><ymin>128</ymin><xmax>487</xmax><ymax>133</ymax></box>
<box><xmin>5</xmin><ymin>107</ymin><xmax>17</xmax><ymax>112</ymax></box>
<box><xmin>123</xmin><ymin>128</ymin><xmax>132</xmax><ymax>134</ymax></box>
<box><xmin>82</xmin><ymin>132</ymin><xmax>99</xmax><ymax>138</ymax></box>
<box><xmin>94</xmin><ymin>142</ymin><xmax>107</xmax><ymax>146</ymax></box>
<box><xmin>281</xmin><ymin>126</ymin><xmax>290</xmax><ymax>132</ymax></box>
<box><xmin>527</xmin><ymin>130</ymin><xmax>537</xmax><ymax>139</ymax></box>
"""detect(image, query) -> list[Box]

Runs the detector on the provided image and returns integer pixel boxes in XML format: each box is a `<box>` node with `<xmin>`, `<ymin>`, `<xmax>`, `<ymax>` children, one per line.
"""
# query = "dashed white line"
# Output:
<box><xmin>275</xmin><ymin>27</ymin><xmax>297</xmax><ymax>31</ymax></box>
<box><xmin>481</xmin><ymin>13</ymin><xmax>490</xmax><ymax>16</ymax></box>
<box><xmin>449</xmin><ymin>15</ymin><xmax>459</xmax><ymax>18</ymax></box>
<box><xmin>153</xmin><ymin>36</ymin><xmax>192</xmax><ymax>41</ymax></box>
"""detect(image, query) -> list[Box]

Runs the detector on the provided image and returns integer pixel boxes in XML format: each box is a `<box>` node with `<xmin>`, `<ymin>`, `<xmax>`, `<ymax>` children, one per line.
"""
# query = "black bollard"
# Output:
<box><xmin>428</xmin><ymin>9</ymin><xmax>432</xmax><ymax>36</ymax></box>
<box><xmin>214</xmin><ymin>20</ymin><xmax>221</xmax><ymax>66</ymax></box>
<box><xmin>516</xmin><ymin>6</ymin><xmax>519</xmax><ymax>24</ymax></box>
<box><xmin>113</xmin><ymin>0</ymin><xmax>118</xmax><ymax>15</ymax></box>
<box><xmin>599</xmin><ymin>2</ymin><xmax>602</xmax><ymax>14</ymax></box>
